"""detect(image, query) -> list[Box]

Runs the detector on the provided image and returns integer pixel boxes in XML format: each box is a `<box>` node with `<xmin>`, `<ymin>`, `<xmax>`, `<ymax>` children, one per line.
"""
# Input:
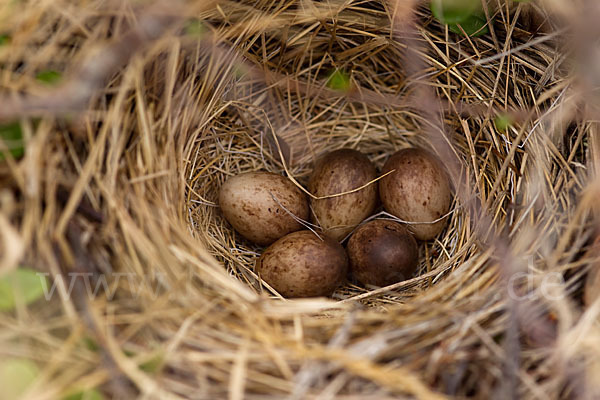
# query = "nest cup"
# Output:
<box><xmin>0</xmin><ymin>0</ymin><xmax>595</xmax><ymax>398</ymax></box>
<box><xmin>180</xmin><ymin>0</ymin><xmax>589</xmax><ymax>394</ymax></box>
<box><xmin>188</xmin><ymin>0</ymin><xmax>583</xmax><ymax>302</ymax></box>
<box><xmin>180</xmin><ymin>2</ymin><xmax>589</xmax><ymax>395</ymax></box>
<box><xmin>189</xmin><ymin>9</ymin><xmax>456</xmax><ymax>299</ymax></box>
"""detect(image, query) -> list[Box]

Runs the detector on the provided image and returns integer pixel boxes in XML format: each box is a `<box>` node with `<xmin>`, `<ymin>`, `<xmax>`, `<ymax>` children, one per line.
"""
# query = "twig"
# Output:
<box><xmin>0</xmin><ymin>1</ymin><xmax>198</xmax><ymax>123</ymax></box>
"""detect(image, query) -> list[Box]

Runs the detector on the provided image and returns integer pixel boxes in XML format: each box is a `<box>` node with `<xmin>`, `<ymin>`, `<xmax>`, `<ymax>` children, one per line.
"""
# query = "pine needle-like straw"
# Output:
<box><xmin>0</xmin><ymin>0</ymin><xmax>598</xmax><ymax>398</ymax></box>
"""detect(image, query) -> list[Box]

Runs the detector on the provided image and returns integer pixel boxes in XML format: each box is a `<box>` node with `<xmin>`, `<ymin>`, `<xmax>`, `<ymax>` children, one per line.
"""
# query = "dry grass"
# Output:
<box><xmin>0</xmin><ymin>0</ymin><xmax>599</xmax><ymax>398</ymax></box>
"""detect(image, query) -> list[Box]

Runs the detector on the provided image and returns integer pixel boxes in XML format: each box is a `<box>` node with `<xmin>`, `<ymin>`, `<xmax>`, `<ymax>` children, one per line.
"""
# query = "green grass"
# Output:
<box><xmin>326</xmin><ymin>69</ymin><xmax>351</xmax><ymax>91</ymax></box>
<box><xmin>36</xmin><ymin>70</ymin><xmax>62</xmax><ymax>85</ymax></box>
<box><xmin>0</xmin><ymin>122</ymin><xmax>24</xmax><ymax>161</ymax></box>
<box><xmin>0</xmin><ymin>268</ymin><xmax>49</xmax><ymax>311</ymax></box>
<box><xmin>430</xmin><ymin>0</ymin><xmax>489</xmax><ymax>37</ymax></box>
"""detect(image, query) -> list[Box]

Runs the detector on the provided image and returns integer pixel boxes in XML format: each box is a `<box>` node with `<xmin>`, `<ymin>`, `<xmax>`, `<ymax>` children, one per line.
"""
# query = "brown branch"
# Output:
<box><xmin>0</xmin><ymin>1</ymin><xmax>202</xmax><ymax>123</ymax></box>
<box><xmin>62</xmin><ymin>220</ymin><xmax>136</xmax><ymax>399</ymax></box>
<box><xmin>385</xmin><ymin>0</ymin><xmax>558</xmax><ymax>396</ymax></box>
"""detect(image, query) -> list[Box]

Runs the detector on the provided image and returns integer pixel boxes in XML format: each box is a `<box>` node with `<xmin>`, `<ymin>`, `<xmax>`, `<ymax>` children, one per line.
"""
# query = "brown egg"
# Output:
<box><xmin>256</xmin><ymin>230</ymin><xmax>348</xmax><ymax>297</ymax></box>
<box><xmin>219</xmin><ymin>172</ymin><xmax>309</xmax><ymax>246</ymax></box>
<box><xmin>347</xmin><ymin>219</ymin><xmax>418</xmax><ymax>287</ymax></box>
<box><xmin>380</xmin><ymin>148</ymin><xmax>452</xmax><ymax>240</ymax></box>
<box><xmin>308</xmin><ymin>149</ymin><xmax>378</xmax><ymax>241</ymax></box>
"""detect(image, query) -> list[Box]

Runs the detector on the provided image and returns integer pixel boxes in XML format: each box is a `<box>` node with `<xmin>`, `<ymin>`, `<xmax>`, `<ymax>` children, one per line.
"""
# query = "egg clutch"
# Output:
<box><xmin>218</xmin><ymin>148</ymin><xmax>453</xmax><ymax>298</ymax></box>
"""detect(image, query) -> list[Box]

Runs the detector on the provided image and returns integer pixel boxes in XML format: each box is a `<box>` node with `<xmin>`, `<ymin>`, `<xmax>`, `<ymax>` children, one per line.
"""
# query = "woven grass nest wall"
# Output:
<box><xmin>1</xmin><ymin>0</ymin><xmax>600</xmax><ymax>398</ymax></box>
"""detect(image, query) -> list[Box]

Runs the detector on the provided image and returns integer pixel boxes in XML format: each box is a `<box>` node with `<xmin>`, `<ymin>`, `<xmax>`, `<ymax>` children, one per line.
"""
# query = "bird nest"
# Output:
<box><xmin>0</xmin><ymin>0</ymin><xmax>598</xmax><ymax>399</ymax></box>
